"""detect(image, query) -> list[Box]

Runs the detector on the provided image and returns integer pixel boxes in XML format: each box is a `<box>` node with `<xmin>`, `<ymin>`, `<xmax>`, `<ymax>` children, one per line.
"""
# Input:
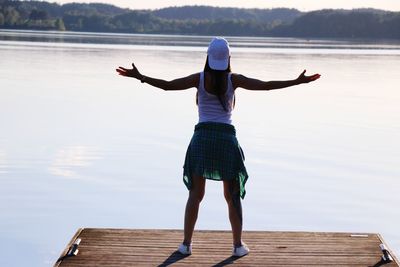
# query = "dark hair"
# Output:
<box><xmin>200</xmin><ymin>56</ymin><xmax>232</xmax><ymax>111</ymax></box>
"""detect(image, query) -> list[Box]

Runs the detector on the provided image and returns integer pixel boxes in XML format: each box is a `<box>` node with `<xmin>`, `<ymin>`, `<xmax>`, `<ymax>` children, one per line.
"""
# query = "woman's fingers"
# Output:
<box><xmin>116</xmin><ymin>65</ymin><xmax>137</xmax><ymax>76</ymax></box>
<box><xmin>307</xmin><ymin>74</ymin><xmax>321</xmax><ymax>81</ymax></box>
<box><xmin>116</xmin><ymin>68</ymin><xmax>130</xmax><ymax>77</ymax></box>
<box><xmin>311</xmin><ymin>74</ymin><xmax>321</xmax><ymax>80</ymax></box>
<box><xmin>298</xmin><ymin>72</ymin><xmax>320</xmax><ymax>83</ymax></box>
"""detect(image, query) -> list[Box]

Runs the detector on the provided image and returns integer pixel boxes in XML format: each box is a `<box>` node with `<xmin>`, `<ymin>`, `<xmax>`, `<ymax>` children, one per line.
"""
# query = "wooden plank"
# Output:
<box><xmin>56</xmin><ymin>229</ymin><xmax>399</xmax><ymax>266</ymax></box>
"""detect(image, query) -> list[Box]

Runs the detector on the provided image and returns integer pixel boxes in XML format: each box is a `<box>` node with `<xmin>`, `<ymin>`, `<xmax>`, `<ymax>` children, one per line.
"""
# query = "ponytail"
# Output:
<box><xmin>202</xmin><ymin>57</ymin><xmax>232</xmax><ymax>111</ymax></box>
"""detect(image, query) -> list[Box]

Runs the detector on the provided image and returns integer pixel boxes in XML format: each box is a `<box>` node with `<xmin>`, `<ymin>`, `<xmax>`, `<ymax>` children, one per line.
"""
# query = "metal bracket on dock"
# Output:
<box><xmin>380</xmin><ymin>243</ymin><xmax>393</xmax><ymax>263</ymax></box>
<box><xmin>55</xmin><ymin>238</ymin><xmax>82</xmax><ymax>265</ymax></box>
<box><xmin>66</xmin><ymin>238</ymin><xmax>81</xmax><ymax>257</ymax></box>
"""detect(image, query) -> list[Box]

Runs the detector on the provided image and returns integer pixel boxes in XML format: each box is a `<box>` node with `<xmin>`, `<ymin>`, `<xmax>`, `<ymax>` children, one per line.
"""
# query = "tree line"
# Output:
<box><xmin>0</xmin><ymin>1</ymin><xmax>399</xmax><ymax>39</ymax></box>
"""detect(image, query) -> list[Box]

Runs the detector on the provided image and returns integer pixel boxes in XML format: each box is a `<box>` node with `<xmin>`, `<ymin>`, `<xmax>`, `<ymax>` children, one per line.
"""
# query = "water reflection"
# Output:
<box><xmin>48</xmin><ymin>146</ymin><xmax>102</xmax><ymax>179</ymax></box>
<box><xmin>1</xmin><ymin>29</ymin><xmax>400</xmax><ymax>51</ymax></box>
<box><xmin>0</xmin><ymin>150</ymin><xmax>7</xmax><ymax>174</ymax></box>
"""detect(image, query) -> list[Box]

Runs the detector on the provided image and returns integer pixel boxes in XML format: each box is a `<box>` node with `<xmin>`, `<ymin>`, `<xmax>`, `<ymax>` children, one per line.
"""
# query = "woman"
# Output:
<box><xmin>116</xmin><ymin>37</ymin><xmax>320</xmax><ymax>257</ymax></box>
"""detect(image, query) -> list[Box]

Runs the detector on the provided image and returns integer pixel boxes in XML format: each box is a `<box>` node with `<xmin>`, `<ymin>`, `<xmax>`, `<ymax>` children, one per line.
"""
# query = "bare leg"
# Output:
<box><xmin>223</xmin><ymin>179</ymin><xmax>243</xmax><ymax>247</ymax></box>
<box><xmin>183</xmin><ymin>175</ymin><xmax>206</xmax><ymax>245</ymax></box>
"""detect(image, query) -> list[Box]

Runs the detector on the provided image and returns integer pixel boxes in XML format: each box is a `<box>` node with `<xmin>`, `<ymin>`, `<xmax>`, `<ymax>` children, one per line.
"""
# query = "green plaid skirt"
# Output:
<box><xmin>183</xmin><ymin>122</ymin><xmax>249</xmax><ymax>199</ymax></box>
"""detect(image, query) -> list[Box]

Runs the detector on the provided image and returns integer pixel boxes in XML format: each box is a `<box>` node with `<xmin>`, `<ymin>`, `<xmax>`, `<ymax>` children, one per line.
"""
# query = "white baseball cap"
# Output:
<box><xmin>207</xmin><ymin>37</ymin><xmax>230</xmax><ymax>70</ymax></box>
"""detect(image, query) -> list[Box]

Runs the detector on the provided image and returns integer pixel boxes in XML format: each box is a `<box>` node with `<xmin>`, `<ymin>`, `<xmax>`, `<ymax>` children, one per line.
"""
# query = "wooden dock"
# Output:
<box><xmin>55</xmin><ymin>228</ymin><xmax>399</xmax><ymax>266</ymax></box>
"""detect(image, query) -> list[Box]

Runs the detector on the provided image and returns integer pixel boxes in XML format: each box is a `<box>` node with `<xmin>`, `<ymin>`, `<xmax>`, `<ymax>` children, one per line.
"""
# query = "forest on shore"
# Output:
<box><xmin>1</xmin><ymin>1</ymin><xmax>400</xmax><ymax>39</ymax></box>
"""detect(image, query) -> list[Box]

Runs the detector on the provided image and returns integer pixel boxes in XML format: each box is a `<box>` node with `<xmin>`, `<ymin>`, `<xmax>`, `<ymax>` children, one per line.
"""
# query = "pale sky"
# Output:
<box><xmin>53</xmin><ymin>0</ymin><xmax>400</xmax><ymax>11</ymax></box>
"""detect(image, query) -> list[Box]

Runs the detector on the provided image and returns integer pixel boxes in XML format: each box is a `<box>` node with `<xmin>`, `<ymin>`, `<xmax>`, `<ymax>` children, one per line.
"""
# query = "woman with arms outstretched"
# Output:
<box><xmin>116</xmin><ymin>37</ymin><xmax>320</xmax><ymax>257</ymax></box>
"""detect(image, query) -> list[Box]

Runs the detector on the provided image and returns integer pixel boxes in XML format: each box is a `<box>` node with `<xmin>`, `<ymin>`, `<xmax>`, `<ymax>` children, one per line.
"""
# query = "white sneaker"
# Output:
<box><xmin>178</xmin><ymin>243</ymin><xmax>192</xmax><ymax>255</ymax></box>
<box><xmin>232</xmin><ymin>242</ymin><xmax>249</xmax><ymax>257</ymax></box>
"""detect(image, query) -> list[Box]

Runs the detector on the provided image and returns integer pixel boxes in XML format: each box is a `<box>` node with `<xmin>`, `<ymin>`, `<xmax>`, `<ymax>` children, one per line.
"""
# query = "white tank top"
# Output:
<box><xmin>198</xmin><ymin>71</ymin><xmax>235</xmax><ymax>124</ymax></box>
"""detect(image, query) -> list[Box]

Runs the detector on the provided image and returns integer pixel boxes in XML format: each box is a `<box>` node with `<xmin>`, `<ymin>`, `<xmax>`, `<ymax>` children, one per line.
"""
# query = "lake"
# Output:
<box><xmin>0</xmin><ymin>30</ymin><xmax>399</xmax><ymax>266</ymax></box>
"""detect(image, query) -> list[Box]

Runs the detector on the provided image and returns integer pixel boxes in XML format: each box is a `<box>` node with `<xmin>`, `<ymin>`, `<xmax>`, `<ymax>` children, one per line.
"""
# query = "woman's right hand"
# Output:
<box><xmin>116</xmin><ymin>63</ymin><xmax>143</xmax><ymax>80</ymax></box>
<box><xmin>296</xmin><ymin>70</ymin><xmax>321</xmax><ymax>84</ymax></box>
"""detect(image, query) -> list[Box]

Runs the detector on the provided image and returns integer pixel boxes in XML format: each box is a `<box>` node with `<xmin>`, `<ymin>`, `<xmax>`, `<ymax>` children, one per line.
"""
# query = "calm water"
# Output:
<box><xmin>1</xmin><ymin>30</ymin><xmax>400</xmax><ymax>266</ymax></box>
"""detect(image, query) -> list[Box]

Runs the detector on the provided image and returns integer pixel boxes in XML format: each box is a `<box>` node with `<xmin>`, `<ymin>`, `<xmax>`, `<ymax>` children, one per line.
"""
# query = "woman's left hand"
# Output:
<box><xmin>296</xmin><ymin>70</ymin><xmax>321</xmax><ymax>84</ymax></box>
<box><xmin>116</xmin><ymin>63</ymin><xmax>143</xmax><ymax>80</ymax></box>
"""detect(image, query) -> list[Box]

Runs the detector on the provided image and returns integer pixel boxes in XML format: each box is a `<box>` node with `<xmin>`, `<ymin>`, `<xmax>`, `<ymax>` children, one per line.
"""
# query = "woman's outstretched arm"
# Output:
<box><xmin>116</xmin><ymin>63</ymin><xmax>199</xmax><ymax>91</ymax></box>
<box><xmin>232</xmin><ymin>70</ymin><xmax>321</xmax><ymax>91</ymax></box>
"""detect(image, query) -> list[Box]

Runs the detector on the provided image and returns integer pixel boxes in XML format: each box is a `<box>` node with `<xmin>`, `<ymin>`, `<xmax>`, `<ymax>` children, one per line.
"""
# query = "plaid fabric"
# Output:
<box><xmin>183</xmin><ymin>122</ymin><xmax>249</xmax><ymax>199</ymax></box>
